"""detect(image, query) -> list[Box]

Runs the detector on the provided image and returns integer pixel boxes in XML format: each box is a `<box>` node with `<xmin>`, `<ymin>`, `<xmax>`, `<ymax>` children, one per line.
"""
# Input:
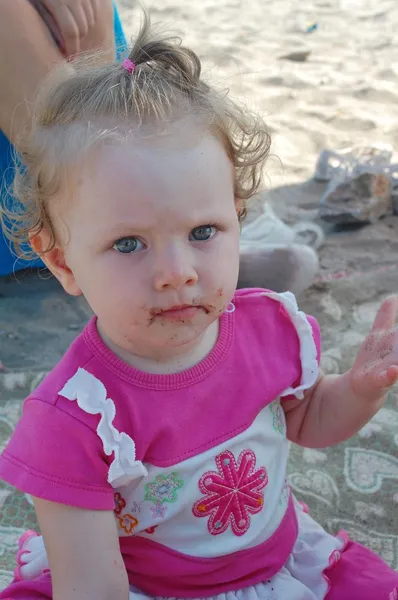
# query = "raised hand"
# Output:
<box><xmin>350</xmin><ymin>296</ymin><xmax>398</xmax><ymax>401</ymax></box>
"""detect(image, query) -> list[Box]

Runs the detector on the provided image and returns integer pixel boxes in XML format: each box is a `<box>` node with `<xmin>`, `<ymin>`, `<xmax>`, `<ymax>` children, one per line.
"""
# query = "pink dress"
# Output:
<box><xmin>0</xmin><ymin>289</ymin><xmax>397</xmax><ymax>599</ymax></box>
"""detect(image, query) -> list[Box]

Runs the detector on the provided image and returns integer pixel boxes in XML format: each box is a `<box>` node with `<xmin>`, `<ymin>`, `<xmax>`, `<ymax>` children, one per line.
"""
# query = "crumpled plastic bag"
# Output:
<box><xmin>315</xmin><ymin>144</ymin><xmax>398</xmax><ymax>224</ymax></box>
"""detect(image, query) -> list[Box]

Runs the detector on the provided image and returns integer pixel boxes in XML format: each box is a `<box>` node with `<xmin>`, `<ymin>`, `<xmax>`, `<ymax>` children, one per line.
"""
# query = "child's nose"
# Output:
<box><xmin>153</xmin><ymin>248</ymin><xmax>198</xmax><ymax>291</ymax></box>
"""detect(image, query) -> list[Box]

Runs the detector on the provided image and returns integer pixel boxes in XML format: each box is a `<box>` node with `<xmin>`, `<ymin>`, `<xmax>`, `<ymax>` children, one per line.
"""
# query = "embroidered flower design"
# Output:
<box><xmin>145</xmin><ymin>473</ymin><xmax>184</xmax><ymax>505</ymax></box>
<box><xmin>193</xmin><ymin>449</ymin><xmax>268</xmax><ymax>536</ymax></box>
<box><xmin>144</xmin><ymin>526</ymin><xmax>158</xmax><ymax>534</ymax></box>
<box><xmin>118</xmin><ymin>513</ymin><xmax>139</xmax><ymax>535</ymax></box>
<box><xmin>149</xmin><ymin>503</ymin><xmax>167</xmax><ymax>519</ymax></box>
<box><xmin>269</xmin><ymin>401</ymin><xmax>285</xmax><ymax>435</ymax></box>
<box><xmin>114</xmin><ymin>492</ymin><xmax>126</xmax><ymax>516</ymax></box>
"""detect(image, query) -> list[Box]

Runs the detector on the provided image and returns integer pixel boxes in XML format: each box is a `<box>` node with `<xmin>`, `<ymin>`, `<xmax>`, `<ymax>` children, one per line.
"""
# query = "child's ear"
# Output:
<box><xmin>30</xmin><ymin>230</ymin><xmax>82</xmax><ymax>297</ymax></box>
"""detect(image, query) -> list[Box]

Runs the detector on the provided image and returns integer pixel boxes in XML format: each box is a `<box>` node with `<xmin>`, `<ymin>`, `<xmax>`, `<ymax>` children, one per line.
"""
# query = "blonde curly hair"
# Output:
<box><xmin>2</xmin><ymin>13</ymin><xmax>271</xmax><ymax>259</ymax></box>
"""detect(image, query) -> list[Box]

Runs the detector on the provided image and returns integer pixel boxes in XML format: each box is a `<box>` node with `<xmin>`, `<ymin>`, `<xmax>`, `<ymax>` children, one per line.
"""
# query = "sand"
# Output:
<box><xmin>120</xmin><ymin>0</ymin><xmax>398</xmax><ymax>184</ymax></box>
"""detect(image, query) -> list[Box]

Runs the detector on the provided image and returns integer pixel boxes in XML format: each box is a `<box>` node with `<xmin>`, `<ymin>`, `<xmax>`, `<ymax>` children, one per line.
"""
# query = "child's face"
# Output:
<box><xmin>48</xmin><ymin>131</ymin><xmax>240</xmax><ymax>359</ymax></box>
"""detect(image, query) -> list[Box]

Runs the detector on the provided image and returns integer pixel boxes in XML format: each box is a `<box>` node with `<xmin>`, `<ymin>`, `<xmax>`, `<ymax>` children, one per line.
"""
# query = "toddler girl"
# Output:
<box><xmin>1</xmin><ymin>14</ymin><xmax>398</xmax><ymax>600</ymax></box>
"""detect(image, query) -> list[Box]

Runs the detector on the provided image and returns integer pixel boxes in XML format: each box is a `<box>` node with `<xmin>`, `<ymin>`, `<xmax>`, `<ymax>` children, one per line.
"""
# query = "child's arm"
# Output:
<box><xmin>33</xmin><ymin>497</ymin><xmax>129</xmax><ymax>600</ymax></box>
<box><xmin>284</xmin><ymin>296</ymin><xmax>398</xmax><ymax>448</ymax></box>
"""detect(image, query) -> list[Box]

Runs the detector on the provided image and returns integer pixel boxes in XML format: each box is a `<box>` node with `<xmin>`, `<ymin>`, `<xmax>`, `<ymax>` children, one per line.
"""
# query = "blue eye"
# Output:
<box><xmin>189</xmin><ymin>225</ymin><xmax>217</xmax><ymax>242</ymax></box>
<box><xmin>113</xmin><ymin>237</ymin><xmax>145</xmax><ymax>254</ymax></box>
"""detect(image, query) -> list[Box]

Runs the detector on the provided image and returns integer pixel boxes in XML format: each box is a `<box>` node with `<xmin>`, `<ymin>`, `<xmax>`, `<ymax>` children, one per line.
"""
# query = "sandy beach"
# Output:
<box><xmin>121</xmin><ymin>0</ymin><xmax>398</xmax><ymax>183</ymax></box>
<box><xmin>1</xmin><ymin>0</ymin><xmax>398</xmax><ymax>586</ymax></box>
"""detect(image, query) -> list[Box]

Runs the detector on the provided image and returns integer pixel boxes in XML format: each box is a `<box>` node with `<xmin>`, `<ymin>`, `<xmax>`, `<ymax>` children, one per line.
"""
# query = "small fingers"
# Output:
<box><xmin>370</xmin><ymin>296</ymin><xmax>398</xmax><ymax>333</ymax></box>
<box><xmin>378</xmin><ymin>365</ymin><xmax>398</xmax><ymax>388</ymax></box>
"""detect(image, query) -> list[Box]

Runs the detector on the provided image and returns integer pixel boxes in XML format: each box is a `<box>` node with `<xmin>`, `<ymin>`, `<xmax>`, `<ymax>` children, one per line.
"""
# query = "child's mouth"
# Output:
<box><xmin>156</xmin><ymin>305</ymin><xmax>203</xmax><ymax>320</ymax></box>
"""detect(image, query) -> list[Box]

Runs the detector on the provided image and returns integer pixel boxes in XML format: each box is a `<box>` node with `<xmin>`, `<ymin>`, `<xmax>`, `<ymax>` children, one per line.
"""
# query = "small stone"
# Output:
<box><xmin>279</xmin><ymin>50</ymin><xmax>311</xmax><ymax>62</ymax></box>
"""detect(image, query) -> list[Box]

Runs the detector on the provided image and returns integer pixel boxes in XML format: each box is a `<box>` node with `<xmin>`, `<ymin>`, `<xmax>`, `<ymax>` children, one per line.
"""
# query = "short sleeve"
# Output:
<box><xmin>253</xmin><ymin>289</ymin><xmax>321</xmax><ymax>400</ymax></box>
<box><xmin>306</xmin><ymin>314</ymin><xmax>322</xmax><ymax>364</ymax></box>
<box><xmin>234</xmin><ymin>288</ymin><xmax>322</xmax><ymax>400</ymax></box>
<box><xmin>281</xmin><ymin>312</ymin><xmax>321</xmax><ymax>401</ymax></box>
<box><xmin>0</xmin><ymin>398</ymin><xmax>115</xmax><ymax>510</ymax></box>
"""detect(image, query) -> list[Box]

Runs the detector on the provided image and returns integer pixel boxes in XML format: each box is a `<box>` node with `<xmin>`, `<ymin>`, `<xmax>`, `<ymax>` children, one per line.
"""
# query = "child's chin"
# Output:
<box><xmin>156</xmin><ymin>323</ymin><xmax>208</xmax><ymax>347</ymax></box>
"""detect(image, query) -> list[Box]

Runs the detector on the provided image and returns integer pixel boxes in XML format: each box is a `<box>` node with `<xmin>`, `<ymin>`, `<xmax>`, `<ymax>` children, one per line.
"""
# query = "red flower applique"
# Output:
<box><xmin>193</xmin><ymin>449</ymin><xmax>268</xmax><ymax>536</ymax></box>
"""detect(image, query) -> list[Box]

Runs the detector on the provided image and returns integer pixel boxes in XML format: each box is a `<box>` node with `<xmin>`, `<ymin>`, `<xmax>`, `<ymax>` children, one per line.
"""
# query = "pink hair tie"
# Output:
<box><xmin>122</xmin><ymin>58</ymin><xmax>136</xmax><ymax>74</ymax></box>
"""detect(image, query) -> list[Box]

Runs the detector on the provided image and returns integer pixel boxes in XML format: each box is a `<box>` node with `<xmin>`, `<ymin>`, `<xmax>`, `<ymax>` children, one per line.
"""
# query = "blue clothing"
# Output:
<box><xmin>0</xmin><ymin>4</ymin><xmax>126</xmax><ymax>275</ymax></box>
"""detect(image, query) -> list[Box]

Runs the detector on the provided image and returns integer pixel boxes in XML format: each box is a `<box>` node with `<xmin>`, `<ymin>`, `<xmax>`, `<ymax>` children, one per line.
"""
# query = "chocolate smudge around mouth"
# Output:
<box><xmin>147</xmin><ymin>301</ymin><xmax>214</xmax><ymax>325</ymax></box>
<box><xmin>148</xmin><ymin>307</ymin><xmax>158</xmax><ymax>326</ymax></box>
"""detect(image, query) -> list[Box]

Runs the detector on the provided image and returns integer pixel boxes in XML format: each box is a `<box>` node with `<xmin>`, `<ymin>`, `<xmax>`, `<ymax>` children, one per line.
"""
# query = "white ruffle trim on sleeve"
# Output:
<box><xmin>59</xmin><ymin>368</ymin><xmax>148</xmax><ymax>487</ymax></box>
<box><xmin>262</xmin><ymin>291</ymin><xmax>319</xmax><ymax>399</ymax></box>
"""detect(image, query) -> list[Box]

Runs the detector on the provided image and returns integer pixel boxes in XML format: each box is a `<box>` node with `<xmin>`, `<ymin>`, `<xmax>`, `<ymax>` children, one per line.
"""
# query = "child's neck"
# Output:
<box><xmin>99</xmin><ymin>320</ymin><xmax>220</xmax><ymax>375</ymax></box>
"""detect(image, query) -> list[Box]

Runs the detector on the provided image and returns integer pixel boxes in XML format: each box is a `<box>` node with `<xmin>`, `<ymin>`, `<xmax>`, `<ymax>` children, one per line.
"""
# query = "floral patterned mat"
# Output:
<box><xmin>1</xmin><ymin>275</ymin><xmax>398</xmax><ymax>587</ymax></box>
